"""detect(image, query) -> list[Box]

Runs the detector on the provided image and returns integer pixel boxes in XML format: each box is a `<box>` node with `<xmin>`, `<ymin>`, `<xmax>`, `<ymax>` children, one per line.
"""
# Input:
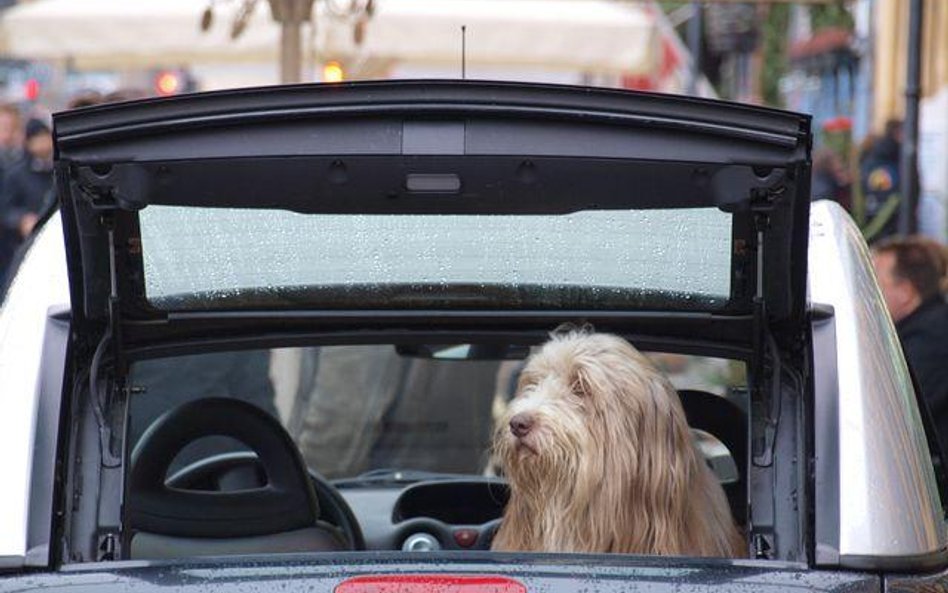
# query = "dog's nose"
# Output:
<box><xmin>509</xmin><ymin>413</ymin><xmax>535</xmax><ymax>438</ymax></box>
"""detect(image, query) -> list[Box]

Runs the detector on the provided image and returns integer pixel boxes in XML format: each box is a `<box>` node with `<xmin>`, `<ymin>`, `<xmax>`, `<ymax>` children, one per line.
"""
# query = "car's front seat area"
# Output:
<box><xmin>678</xmin><ymin>389</ymin><xmax>747</xmax><ymax>527</ymax></box>
<box><xmin>128</xmin><ymin>397</ymin><xmax>348</xmax><ymax>559</ymax></box>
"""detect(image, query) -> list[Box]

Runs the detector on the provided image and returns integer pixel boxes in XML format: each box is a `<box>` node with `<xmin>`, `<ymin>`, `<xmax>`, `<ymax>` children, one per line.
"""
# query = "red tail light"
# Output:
<box><xmin>336</xmin><ymin>575</ymin><xmax>527</xmax><ymax>593</ymax></box>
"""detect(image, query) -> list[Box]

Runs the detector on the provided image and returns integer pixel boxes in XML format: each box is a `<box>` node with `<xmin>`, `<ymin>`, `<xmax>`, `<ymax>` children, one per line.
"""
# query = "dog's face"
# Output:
<box><xmin>494</xmin><ymin>332</ymin><xmax>689</xmax><ymax>494</ymax></box>
<box><xmin>492</xmin><ymin>331</ymin><xmax>744</xmax><ymax>557</ymax></box>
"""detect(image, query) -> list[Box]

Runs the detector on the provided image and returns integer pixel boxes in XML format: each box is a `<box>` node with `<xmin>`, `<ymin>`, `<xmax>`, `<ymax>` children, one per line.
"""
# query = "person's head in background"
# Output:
<box><xmin>67</xmin><ymin>90</ymin><xmax>104</xmax><ymax>109</ymax></box>
<box><xmin>103</xmin><ymin>87</ymin><xmax>149</xmax><ymax>103</ymax></box>
<box><xmin>22</xmin><ymin>118</ymin><xmax>53</xmax><ymax>168</ymax></box>
<box><xmin>0</xmin><ymin>103</ymin><xmax>23</xmax><ymax>153</ymax></box>
<box><xmin>884</xmin><ymin>118</ymin><xmax>904</xmax><ymax>145</ymax></box>
<box><xmin>66</xmin><ymin>87</ymin><xmax>148</xmax><ymax>110</ymax></box>
<box><xmin>872</xmin><ymin>236</ymin><xmax>948</xmax><ymax>323</ymax></box>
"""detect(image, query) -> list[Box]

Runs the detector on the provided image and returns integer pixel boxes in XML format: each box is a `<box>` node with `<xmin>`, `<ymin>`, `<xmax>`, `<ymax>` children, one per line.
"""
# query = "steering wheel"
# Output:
<box><xmin>129</xmin><ymin>397</ymin><xmax>363</xmax><ymax>550</ymax></box>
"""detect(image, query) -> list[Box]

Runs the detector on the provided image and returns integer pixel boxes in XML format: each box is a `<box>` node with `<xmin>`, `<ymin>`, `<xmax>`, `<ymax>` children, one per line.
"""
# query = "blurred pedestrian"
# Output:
<box><xmin>103</xmin><ymin>87</ymin><xmax>150</xmax><ymax>103</ymax></box>
<box><xmin>299</xmin><ymin>346</ymin><xmax>499</xmax><ymax>478</ymax></box>
<box><xmin>871</xmin><ymin>236</ymin><xmax>948</xmax><ymax>448</ymax></box>
<box><xmin>0</xmin><ymin>103</ymin><xmax>26</xmax><ymax>284</ymax></box>
<box><xmin>811</xmin><ymin>147</ymin><xmax>852</xmax><ymax>211</ymax></box>
<box><xmin>67</xmin><ymin>90</ymin><xmax>104</xmax><ymax>109</ymax></box>
<box><xmin>0</xmin><ymin>118</ymin><xmax>54</xmax><ymax>285</ymax></box>
<box><xmin>128</xmin><ymin>350</ymin><xmax>278</xmax><ymax>473</ymax></box>
<box><xmin>860</xmin><ymin>120</ymin><xmax>903</xmax><ymax>243</ymax></box>
<box><xmin>0</xmin><ymin>103</ymin><xmax>24</xmax><ymax>169</ymax></box>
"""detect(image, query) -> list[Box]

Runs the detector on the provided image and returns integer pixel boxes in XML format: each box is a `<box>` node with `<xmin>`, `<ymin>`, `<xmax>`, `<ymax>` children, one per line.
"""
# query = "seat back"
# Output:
<box><xmin>678</xmin><ymin>389</ymin><xmax>747</xmax><ymax>525</ymax></box>
<box><xmin>128</xmin><ymin>397</ymin><xmax>347</xmax><ymax>558</ymax></box>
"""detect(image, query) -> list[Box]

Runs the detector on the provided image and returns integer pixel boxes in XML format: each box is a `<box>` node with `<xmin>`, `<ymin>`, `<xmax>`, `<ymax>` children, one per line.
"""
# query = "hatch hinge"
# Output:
<box><xmin>752</xmin><ymin>532</ymin><xmax>774</xmax><ymax>560</ymax></box>
<box><xmin>96</xmin><ymin>532</ymin><xmax>117</xmax><ymax>562</ymax></box>
<box><xmin>73</xmin><ymin>165</ymin><xmax>121</xmax><ymax>210</ymax></box>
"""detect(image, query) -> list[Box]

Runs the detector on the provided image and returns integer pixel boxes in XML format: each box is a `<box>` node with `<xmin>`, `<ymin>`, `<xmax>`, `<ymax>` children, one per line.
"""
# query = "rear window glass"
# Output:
<box><xmin>138</xmin><ymin>206</ymin><xmax>733</xmax><ymax>311</ymax></box>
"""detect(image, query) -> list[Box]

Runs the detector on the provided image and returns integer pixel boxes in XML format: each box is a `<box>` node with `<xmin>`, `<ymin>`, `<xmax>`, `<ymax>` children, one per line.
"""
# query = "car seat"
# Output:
<box><xmin>128</xmin><ymin>397</ymin><xmax>348</xmax><ymax>558</ymax></box>
<box><xmin>678</xmin><ymin>389</ymin><xmax>747</xmax><ymax>526</ymax></box>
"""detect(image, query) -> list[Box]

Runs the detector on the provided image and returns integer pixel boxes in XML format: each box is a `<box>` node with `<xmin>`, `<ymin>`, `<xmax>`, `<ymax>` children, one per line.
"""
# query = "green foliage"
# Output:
<box><xmin>657</xmin><ymin>1</ymin><xmax>689</xmax><ymax>13</ymax></box>
<box><xmin>811</xmin><ymin>2</ymin><xmax>855</xmax><ymax>31</ymax></box>
<box><xmin>760</xmin><ymin>4</ymin><xmax>790</xmax><ymax>108</ymax></box>
<box><xmin>657</xmin><ymin>1</ymin><xmax>854</xmax><ymax>110</ymax></box>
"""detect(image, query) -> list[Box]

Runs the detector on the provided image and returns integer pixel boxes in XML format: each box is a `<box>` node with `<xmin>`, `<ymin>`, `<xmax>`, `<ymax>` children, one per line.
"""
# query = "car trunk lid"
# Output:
<box><xmin>53</xmin><ymin>80</ymin><xmax>811</xmax><ymax>349</ymax></box>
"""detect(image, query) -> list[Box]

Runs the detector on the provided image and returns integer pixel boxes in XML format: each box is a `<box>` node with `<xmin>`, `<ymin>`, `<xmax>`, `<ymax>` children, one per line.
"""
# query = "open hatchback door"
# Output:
<box><xmin>54</xmin><ymin>80</ymin><xmax>812</xmax><ymax>355</ymax></box>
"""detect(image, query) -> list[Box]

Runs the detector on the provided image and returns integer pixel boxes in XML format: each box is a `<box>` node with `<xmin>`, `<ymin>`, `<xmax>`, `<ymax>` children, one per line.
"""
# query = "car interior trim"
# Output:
<box><xmin>811</xmin><ymin>307</ymin><xmax>840</xmax><ymax>567</ymax></box>
<box><xmin>26</xmin><ymin>308</ymin><xmax>70</xmax><ymax>567</ymax></box>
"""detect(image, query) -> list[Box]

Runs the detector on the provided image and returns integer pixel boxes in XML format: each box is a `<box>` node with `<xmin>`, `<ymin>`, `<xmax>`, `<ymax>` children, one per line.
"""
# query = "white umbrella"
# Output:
<box><xmin>0</xmin><ymin>0</ymin><xmax>279</xmax><ymax>69</ymax></box>
<box><xmin>320</xmin><ymin>0</ymin><xmax>658</xmax><ymax>76</ymax></box>
<box><xmin>0</xmin><ymin>0</ymin><xmax>658</xmax><ymax>76</ymax></box>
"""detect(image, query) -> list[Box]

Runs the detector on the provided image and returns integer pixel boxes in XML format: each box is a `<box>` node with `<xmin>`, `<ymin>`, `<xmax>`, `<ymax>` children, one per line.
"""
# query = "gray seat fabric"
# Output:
<box><xmin>130</xmin><ymin>524</ymin><xmax>347</xmax><ymax>559</ymax></box>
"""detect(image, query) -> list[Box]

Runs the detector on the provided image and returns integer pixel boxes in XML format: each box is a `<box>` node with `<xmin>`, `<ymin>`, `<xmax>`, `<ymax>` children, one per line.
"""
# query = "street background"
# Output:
<box><xmin>2</xmin><ymin>0</ymin><xmax>948</xmax><ymax>483</ymax></box>
<box><xmin>0</xmin><ymin>0</ymin><xmax>945</xmax><ymax>249</ymax></box>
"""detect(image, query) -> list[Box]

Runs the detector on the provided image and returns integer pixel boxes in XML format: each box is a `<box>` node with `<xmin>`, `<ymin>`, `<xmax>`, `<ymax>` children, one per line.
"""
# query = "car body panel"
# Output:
<box><xmin>0</xmin><ymin>215</ymin><xmax>69</xmax><ymax>568</ymax></box>
<box><xmin>887</xmin><ymin>567</ymin><xmax>948</xmax><ymax>592</ymax></box>
<box><xmin>4</xmin><ymin>81</ymin><xmax>943</xmax><ymax>592</ymax></box>
<box><xmin>808</xmin><ymin>200</ymin><xmax>947</xmax><ymax>568</ymax></box>
<box><xmin>0</xmin><ymin>554</ymin><xmax>881</xmax><ymax>593</ymax></box>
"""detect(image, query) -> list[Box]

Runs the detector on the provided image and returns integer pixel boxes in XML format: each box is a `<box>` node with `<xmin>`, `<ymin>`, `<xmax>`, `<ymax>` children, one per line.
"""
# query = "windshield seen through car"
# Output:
<box><xmin>127</xmin><ymin>346</ymin><xmax>745</xmax><ymax>482</ymax></box>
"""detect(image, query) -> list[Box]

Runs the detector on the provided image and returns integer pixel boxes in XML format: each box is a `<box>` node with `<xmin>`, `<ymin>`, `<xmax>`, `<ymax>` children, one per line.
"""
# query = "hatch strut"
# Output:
<box><xmin>88</xmin><ymin>213</ymin><xmax>127</xmax><ymax>469</ymax></box>
<box><xmin>748</xmin><ymin>188</ymin><xmax>781</xmax><ymax>560</ymax></box>
<box><xmin>751</xmin><ymin>199</ymin><xmax>768</xmax><ymax>404</ymax></box>
<box><xmin>750</xmin><ymin>185</ymin><xmax>786</xmax><ymax>468</ymax></box>
<box><xmin>92</xmin><ymin>213</ymin><xmax>127</xmax><ymax>560</ymax></box>
<box><xmin>104</xmin><ymin>214</ymin><xmax>125</xmax><ymax>377</ymax></box>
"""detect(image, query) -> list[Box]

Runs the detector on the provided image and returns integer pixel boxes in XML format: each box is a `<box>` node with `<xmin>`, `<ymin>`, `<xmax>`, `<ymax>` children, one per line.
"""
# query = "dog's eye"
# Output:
<box><xmin>514</xmin><ymin>382</ymin><xmax>535</xmax><ymax>398</ymax></box>
<box><xmin>570</xmin><ymin>370</ymin><xmax>594</xmax><ymax>400</ymax></box>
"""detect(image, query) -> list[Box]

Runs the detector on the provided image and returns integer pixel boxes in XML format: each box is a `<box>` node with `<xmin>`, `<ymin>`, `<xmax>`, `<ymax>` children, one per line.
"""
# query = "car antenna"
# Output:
<box><xmin>461</xmin><ymin>25</ymin><xmax>467</xmax><ymax>79</ymax></box>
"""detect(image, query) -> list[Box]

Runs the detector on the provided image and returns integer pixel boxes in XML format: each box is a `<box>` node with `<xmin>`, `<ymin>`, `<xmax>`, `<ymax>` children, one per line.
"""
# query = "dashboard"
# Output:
<box><xmin>338</xmin><ymin>479</ymin><xmax>508</xmax><ymax>551</ymax></box>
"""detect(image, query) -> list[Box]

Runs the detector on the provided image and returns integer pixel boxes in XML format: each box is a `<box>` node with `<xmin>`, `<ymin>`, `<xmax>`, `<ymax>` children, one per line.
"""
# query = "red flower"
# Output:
<box><xmin>822</xmin><ymin>116</ymin><xmax>853</xmax><ymax>132</ymax></box>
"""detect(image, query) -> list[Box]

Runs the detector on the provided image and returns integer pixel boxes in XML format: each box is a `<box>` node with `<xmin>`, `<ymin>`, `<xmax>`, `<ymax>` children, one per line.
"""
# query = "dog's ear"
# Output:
<box><xmin>550</xmin><ymin>322</ymin><xmax>595</xmax><ymax>339</ymax></box>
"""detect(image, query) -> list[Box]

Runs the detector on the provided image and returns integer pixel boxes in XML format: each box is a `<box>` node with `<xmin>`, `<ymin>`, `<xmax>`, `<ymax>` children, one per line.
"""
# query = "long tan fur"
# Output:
<box><xmin>492</xmin><ymin>330</ymin><xmax>744</xmax><ymax>558</ymax></box>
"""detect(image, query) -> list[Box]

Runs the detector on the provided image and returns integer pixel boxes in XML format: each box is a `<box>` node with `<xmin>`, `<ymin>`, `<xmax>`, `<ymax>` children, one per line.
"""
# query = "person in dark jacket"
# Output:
<box><xmin>860</xmin><ymin>120</ymin><xmax>904</xmax><ymax>244</ymax></box>
<box><xmin>0</xmin><ymin>103</ymin><xmax>24</xmax><ymax>170</ymax></box>
<box><xmin>128</xmin><ymin>350</ymin><xmax>278</xmax><ymax>473</ymax></box>
<box><xmin>0</xmin><ymin>104</ymin><xmax>25</xmax><ymax>284</ymax></box>
<box><xmin>0</xmin><ymin>117</ymin><xmax>53</xmax><ymax>286</ymax></box>
<box><xmin>872</xmin><ymin>236</ymin><xmax>948</xmax><ymax>449</ymax></box>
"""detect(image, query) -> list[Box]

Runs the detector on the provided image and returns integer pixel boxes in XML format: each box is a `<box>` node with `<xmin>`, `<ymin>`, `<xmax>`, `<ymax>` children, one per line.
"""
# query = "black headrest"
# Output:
<box><xmin>129</xmin><ymin>397</ymin><xmax>318</xmax><ymax>538</ymax></box>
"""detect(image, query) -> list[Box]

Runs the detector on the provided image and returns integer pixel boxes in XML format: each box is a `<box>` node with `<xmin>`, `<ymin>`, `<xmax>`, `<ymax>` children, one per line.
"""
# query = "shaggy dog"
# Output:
<box><xmin>491</xmin><ymin>331</ymin><xmax>744</xmax><ymax>557</ymax></box>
